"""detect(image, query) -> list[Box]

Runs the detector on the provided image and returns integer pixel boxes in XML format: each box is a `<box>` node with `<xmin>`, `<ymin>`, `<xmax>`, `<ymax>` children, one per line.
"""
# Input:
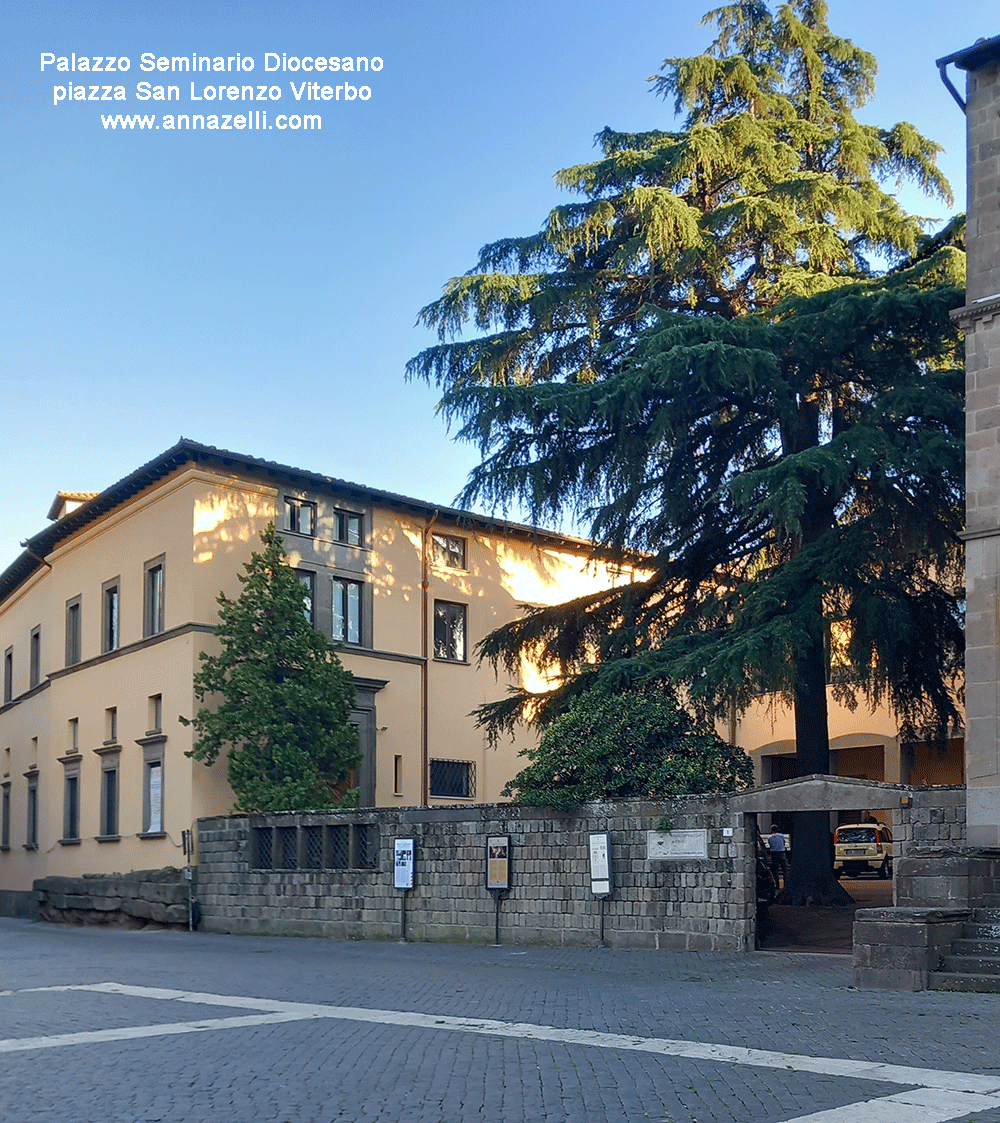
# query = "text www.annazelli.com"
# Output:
<box><xmin>100</xmin><ymin>110</ymin><xmax>319</xmax><ymax>131</ymax></box>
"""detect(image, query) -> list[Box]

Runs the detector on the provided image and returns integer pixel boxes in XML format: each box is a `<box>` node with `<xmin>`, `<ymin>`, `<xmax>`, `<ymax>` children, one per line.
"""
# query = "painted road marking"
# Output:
<box><xmin>2</xmin><ymin>983</ymin><xmax>999</xmax><ymax>1122</ymax></box>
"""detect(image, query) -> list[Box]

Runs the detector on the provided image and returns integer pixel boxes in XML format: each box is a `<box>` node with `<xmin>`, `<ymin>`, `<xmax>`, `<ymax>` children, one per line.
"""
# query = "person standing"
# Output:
<box><xmin>768</xmin><ymin>824</ymin><xmax>789</xmax><ymax>888</ymax></box>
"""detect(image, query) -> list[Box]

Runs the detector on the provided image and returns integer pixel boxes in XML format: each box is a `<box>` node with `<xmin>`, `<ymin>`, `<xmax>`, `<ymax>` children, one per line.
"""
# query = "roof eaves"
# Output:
<box><xmin>0</xmin><ymin>439</ymin><xmax>607</xmax><ymax>604</ymax></box>
<box><xmin>937</xmin><ymin>34</ymin><xmax>1000</xmax><ymax>72</ymax></box>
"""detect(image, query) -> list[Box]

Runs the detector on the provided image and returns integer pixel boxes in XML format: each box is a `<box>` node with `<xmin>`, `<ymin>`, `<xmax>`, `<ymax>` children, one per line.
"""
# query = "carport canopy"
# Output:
<box><xmin>731</xmin><ymin>774</ymin><xmax>913</xmax><ymax>814</ymax></box>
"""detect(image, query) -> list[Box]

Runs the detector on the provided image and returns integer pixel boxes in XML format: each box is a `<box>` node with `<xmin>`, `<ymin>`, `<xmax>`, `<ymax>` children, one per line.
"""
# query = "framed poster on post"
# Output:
<box><xmin>589</xmin><ymin>832</ymin><xmax>612</xmax><ymax>897</ymax></box>
<box><xmin>394</xmin><ymin>838</ymin><xmax>415</xmax><ymax>890</ymax></box>
<box><xmin>486</xmin><ymin>835</ymin><xmax>510</xmax><ymax>892</ymax></box>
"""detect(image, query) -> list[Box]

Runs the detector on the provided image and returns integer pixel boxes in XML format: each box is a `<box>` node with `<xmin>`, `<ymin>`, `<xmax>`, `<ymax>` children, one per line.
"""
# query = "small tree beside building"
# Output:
<box><xmin>185</xmin><ymin>523</ymin><xmax>361</xmax><ymax>812</ymax></box>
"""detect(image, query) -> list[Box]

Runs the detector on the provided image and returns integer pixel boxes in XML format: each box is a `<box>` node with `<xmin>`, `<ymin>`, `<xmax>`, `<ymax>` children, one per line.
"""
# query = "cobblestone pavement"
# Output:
<box><xmin>1</xmin><ymin>918</ymin><xmax>999</xmax><ymax>1123</ymax></box>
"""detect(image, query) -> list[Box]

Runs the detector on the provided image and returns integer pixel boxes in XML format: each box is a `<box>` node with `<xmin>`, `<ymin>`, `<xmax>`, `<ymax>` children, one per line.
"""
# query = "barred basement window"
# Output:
<box><xmin>253</xmin><ymin>827</ymin><xmax>273</xmax><ymax>869</ymax></box>
<box><xmin>328</xmin><ymin>824</ymin><xmax>350</xmax><ymax>868</ymax></box>
<box><xmin>277</xmin><ymin>826</ymin><xmax>298</xmax><ymax>869</ymax></box>
<box><xmin>355</xmin><ymin>823</ymin><xmax>379</xmax><ymax>869</ymax></box>
<box><xmin>249</xmin><ymin>821</ymin><xmax>378</xmax><ymax>870</ymax></box>
<box><xmin>304</xmin><ymin>825</ymin><xmax>324</xmax><ymax>869</ymax></box>
<box><xmin>429</xmin><ymin>759</ymin><xmax>475</xmax><ymax>800</ymax></box>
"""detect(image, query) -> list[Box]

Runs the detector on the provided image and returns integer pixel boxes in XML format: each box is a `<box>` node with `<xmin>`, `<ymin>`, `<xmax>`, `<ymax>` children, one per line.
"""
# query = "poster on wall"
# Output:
<box><xmin>486</xmin><ymin>835</ymin><xmax>510</xmax><ymax>891</ymax></box>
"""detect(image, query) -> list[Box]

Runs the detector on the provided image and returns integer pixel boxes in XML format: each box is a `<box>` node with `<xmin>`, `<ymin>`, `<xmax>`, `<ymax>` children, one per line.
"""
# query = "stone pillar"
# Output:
<box><xmin>947</xmin><ymin>38</ymin><xmax>1000</xmax><ymax>846</ymax></box>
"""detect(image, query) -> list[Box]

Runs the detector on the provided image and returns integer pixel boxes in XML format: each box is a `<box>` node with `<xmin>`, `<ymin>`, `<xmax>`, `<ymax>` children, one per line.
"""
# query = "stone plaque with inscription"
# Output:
<box><xmin>646</xmin><ymin>829</ymin><xmax>708</xmax><ymax>860</ymax></box>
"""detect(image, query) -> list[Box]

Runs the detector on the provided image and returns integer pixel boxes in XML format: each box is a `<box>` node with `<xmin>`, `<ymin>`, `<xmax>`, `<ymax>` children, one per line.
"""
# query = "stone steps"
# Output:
<box><xmin>953</xmin><ymin>938</ymin><xmax>1000</xmax><ymax>956</ymax></box>
<box><xmin>928</xmin><ymin>972</ymin><xmax>1000</xmax><ymax>993</ymax></box>
<box><xmin>938</xmin><ymin>953</ymin><xmax>1000</xmax><ymax>975</ymax></box>
<box><xmin>930</xmin><ymin>908</ymin><xmax>1000</xmax><ymax>992</ymax></box>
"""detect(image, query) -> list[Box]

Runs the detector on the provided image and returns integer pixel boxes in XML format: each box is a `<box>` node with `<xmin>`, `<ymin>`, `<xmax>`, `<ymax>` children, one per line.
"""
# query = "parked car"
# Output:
<box><xmin>834</xmin><ymin>823</ymin><xmax>894</xmax><ymax>879</ymax></box>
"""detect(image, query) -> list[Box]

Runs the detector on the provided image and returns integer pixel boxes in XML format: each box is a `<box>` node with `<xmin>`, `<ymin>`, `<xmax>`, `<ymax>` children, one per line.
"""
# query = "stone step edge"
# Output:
<box><xmin>928</xmin><ymin>971</ymin><xmax>1000</xmax><ymax>993</ymax></box>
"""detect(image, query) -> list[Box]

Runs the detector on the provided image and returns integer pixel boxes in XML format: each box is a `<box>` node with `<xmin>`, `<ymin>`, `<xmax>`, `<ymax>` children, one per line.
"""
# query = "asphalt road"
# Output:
<box><xmin>1</xmin><ymin>917</ymin><xmax>998</xmax><ymax>1123</ymax></box>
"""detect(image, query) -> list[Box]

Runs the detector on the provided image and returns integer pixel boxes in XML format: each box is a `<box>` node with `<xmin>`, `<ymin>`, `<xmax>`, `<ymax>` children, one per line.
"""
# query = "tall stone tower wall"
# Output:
<box><xmin>953</xmin><ymin>42</ymin><xmax>1000</xmax><ymax>846</ymax></box>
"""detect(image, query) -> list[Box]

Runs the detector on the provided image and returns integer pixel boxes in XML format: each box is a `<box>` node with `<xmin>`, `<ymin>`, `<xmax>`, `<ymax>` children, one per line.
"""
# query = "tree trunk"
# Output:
<box><xmin>777</xmin><ymin>629</ymin><xmax>852</xmax><ymax>906</ymax></box>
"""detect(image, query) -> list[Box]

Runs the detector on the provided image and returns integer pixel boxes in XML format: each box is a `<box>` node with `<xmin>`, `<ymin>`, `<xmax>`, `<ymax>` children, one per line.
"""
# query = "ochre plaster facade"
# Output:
<box><xmin>0</xmin><ymin>442</ymin><xmax>633</xmax><ymax>898</ymax></box>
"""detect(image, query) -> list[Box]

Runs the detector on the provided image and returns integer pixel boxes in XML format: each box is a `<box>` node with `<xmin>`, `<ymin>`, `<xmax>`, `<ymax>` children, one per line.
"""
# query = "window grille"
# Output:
<box><xmin>355</xmin><ymin>824</ymin><xmax>379</xmax><ymax>870</ymax></box>
<box><xmin>429</xmin><ymin>759</ymin><xmax>475</xmax><ymax>800</ymax></box>
<box><xmin>304</xmin><ymin>826</ymin><xmax>324</xmax><ymax>870</ymax></box>
<box><xmin>253</xmin><ymin>827</ymin><xmax>273</xmax><ymax>869</ymax></box>
<box><xmin>328</xmin><ymin>824</ymin><xmax>350</xmax><ymax>868</ymax></box>
<box><xmin>277</xmin><ymin>826</ymin><xmax>297</xmax><ymax>869</ymax></box>
<box><xmin>250</xmin><ymin>821</ymin><xmax>378</xmax><ymax>870</ymax></box>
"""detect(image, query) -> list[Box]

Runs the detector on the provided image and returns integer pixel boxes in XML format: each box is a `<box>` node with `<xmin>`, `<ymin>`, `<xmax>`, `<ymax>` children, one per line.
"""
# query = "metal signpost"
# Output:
<box><xmin>486</xmin><ymin>835</ymin><xmax>510</xmax><ymax>946</ymax></box>
<box><xmin>181</xmin><ymin>829</ymin><xmax>194</xmax><ymax>932</ymax></box>
<box><xmin>588</xmin><ymin>832</ymin><xmax>613</xmax><ymax>947</ymax></box>
<box><xmin>394</xmin><ymin>838</ymin><xmax>415</xmax><ymax>943</ymax></box>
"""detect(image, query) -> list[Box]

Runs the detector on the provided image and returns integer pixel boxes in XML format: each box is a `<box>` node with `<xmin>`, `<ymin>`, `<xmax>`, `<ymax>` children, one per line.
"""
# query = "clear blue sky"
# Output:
<box><xmin>1</xmin><ymin>0</ymin><xmax>991</xmax><ymax>565</ymax></box>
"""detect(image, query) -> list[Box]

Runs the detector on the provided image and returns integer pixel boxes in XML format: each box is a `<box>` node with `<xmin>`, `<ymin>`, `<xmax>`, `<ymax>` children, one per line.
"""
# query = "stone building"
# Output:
<box><xmin>940</xmin><ymin>34</ymin><xmax>1000</xmax><ymax>846</ymax></box>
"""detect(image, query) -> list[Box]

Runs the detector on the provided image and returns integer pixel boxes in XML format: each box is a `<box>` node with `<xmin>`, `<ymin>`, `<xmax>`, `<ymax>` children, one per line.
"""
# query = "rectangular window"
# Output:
<box><xmin>100</xmin><ymin>766</ymin><xmax>118</xmax><ymax>837</ymax></box>
<box><xmin>102</xmin><ymin>579</ymin><xmax>120</xmax><ymax>653</ymax></box>
<box><xmin>65</xmin><ymin>597</ymin><xmax>81</xmax><ymax>666</ymax></box>
<box><xmin>2</xmin><ymin>647</ymin><xmax>11</xmax><ymax>704</ymax></box>
<box><xmin>284</xmin><ymin>497</ymin><xmax>315</xmax><ymax>536</ymax></box>
<box><xmin>1</xmin><ymin>783</ymin><xmax>10</xmax><ymax>849</ymax></box>
<box><xmin>334</xmin><ymin>509</ymin><xmax>362</xmax><ymax>546</ymax></box>
<box><xmin>431</xmin><ymin>533</ymin><xmax>467</xmax><ymax>570</ymax></box>
<box><xmin>144</xmin><ymin>557</ymin><xmax>165</xmax><ymax>637</ymax></box>
<box><xmin>63</xmin><ymin>774</ymin><xmax>79</xmax><ymax>841</ymax></box>
<box><xmin>433</xmin><ymin>601</ymin><xmax>467</xmax><ymax>662</ymax></box>
<box><xmin>332</xmin><ymin>577</ymin><xmax>362</xmax><ymax>645</ymax></box>
<box><xmin>29</xmin><ymin>627</ymin><xmax>41</xmax><ymax>689</ymax></box>
<box><xmin>144</xmin><ymin>759</ymin><xmax>163</xmax><ymax>833</ymax></box>
<box><xmin>148</xmin><ymin>694</ymin><xmax>162</xmax><ymax>734</ymax></box>
<box><xmin>105</xmin><ymin>707</ymin><xmax>117</xmax><ymax>744</ymax></box>
<box><xmin>297</xmin><ymin>570</ymin><xmax>315</xmax><ymax>625</ymax></box>
<box><xmin>394</xmin><ymin>754</ymin><xmax>403</xmax><ymax>797</ymax></box>
<box><xmin>25</xmin><ymin>775</ymin><xmax>38</xmax><ymax>849</ymax></box>
<box><xmin>429</xmin><ymin>759</ymin><xmax>475</xmax><ymax>799</ymax></box>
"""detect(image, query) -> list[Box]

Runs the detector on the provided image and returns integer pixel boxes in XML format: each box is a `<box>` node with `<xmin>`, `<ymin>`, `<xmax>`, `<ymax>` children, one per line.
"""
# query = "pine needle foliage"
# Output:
<box><xmin>409</xmin><ymin>2</ymin><xmax>965</xmax><ymax>900</ymax></box>
<box><xmin>185</xmin><ymin>524</ymin><xmax>361</xmax><ymax>813</ymax></box>
<box><xmin>501</xmin><ymin>682</ymin><xmax>753</xmax><ymax>812</ymax></box>
<box><xmin>409</xmin><ymin>1</ymin><xmax>952</xmax><ymax>395</ymax></box>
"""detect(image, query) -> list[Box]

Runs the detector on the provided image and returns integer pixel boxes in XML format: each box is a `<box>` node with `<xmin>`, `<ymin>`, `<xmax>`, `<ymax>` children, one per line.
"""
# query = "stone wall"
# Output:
<box><xmin>197</xmin><ymin>799</ymin><xmax>755</xmax><ymax>952</ymax></box>
<box><xmin>894</xmin><ymin>786</ymin><xmax>967</xmax><ymax>852</ymax></box>
<box><xmin>957</xmin><ymin>43</ymin><xmax>1000</xmax><ymax>846</ymax></box>
<box><xmin>34</xmin><ymin>866</ymin><xmax>194</xmax><ymax>928</ymax></box>
<box><xmin>853</xmin><ymin>908</ymin><xmax>971</xmax><ymax>991</ymax></box>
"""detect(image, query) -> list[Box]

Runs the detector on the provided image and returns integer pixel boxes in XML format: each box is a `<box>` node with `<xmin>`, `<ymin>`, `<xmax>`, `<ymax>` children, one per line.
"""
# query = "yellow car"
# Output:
<box><xmin>834</xmin><ymin>823</ymin><xmax>894</xmax><ymax>879</ymax></box>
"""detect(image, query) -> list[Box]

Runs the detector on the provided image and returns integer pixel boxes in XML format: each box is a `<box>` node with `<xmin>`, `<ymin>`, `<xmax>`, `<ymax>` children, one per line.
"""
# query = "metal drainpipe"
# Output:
<box><xmin>420</xmin><ymin>511</ymin><xmax>439</xmax><ymax>806</ymax></box>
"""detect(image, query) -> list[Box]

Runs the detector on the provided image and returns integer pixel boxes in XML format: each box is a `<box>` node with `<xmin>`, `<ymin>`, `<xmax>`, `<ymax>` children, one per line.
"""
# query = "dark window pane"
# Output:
<box><xmin>429</xmin><ymin>759</ymin><xmax>474</xmax><ymax>799</ymax></box>
<box><xmin>433</xmin><ymin>602</ymin><xmax>466</xmax><ymax>661</ymax></box>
